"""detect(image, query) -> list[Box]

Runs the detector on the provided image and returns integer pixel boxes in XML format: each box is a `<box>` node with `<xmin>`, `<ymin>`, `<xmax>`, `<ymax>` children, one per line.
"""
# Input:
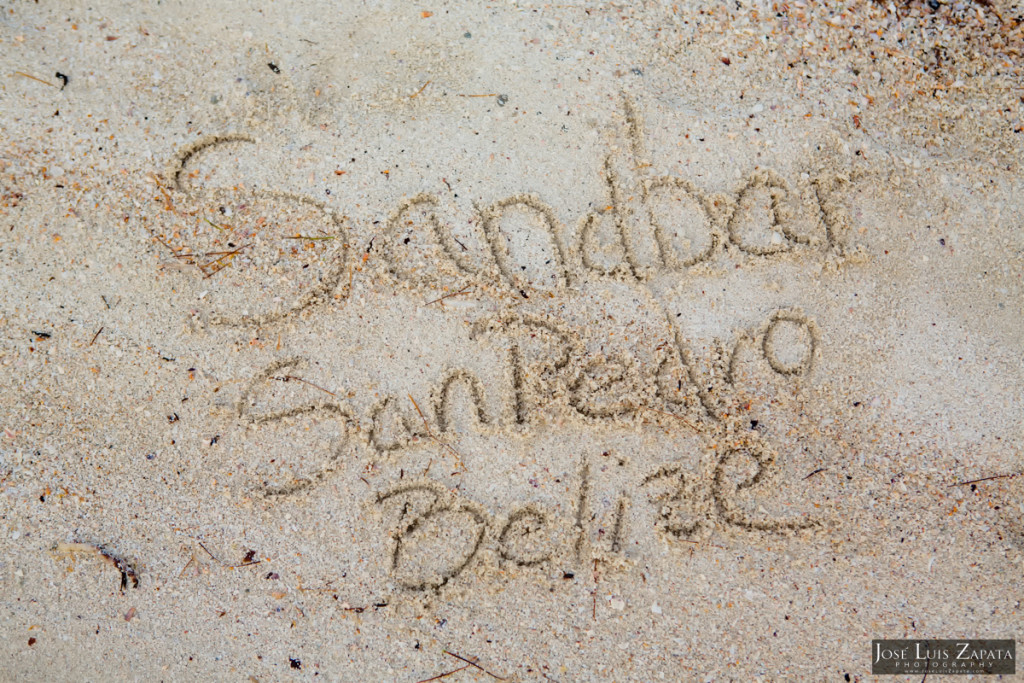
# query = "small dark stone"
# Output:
<box><xmin>928</xmin><ymin>0</ymin><xmax>940</xmax><ymax>9</ymax></box>
<box><xmin>289</xmin><ymin>658</ymin><xmax>301</xmax><ymax>670</ymax></box>
<box><xmin>268</xmin><ymin>62</ymin><xmax>280</xmax><ymax>74</ymax></box>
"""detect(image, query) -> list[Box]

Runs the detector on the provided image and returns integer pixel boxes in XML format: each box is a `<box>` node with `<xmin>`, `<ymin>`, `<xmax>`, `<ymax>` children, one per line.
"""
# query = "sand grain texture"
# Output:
<box><xmin>1</xmin><ymin>1</ymin><xmax>1022</xmax><ymax>680</ymax></box>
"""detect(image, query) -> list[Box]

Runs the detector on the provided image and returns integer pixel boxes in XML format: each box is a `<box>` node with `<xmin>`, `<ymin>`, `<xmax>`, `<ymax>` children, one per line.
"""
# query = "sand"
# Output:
<box><xmin>1</xmin><ymin>1</ymin><xmax>1022</xmax><ymax>680</ymax></box>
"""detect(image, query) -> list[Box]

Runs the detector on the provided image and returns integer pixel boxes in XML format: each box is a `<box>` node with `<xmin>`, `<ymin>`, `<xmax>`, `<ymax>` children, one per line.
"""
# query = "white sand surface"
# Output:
<box><xmin>1</xmin><ymin>1</ymin><xmax>1022</xmax><ymax>680</ymax></box>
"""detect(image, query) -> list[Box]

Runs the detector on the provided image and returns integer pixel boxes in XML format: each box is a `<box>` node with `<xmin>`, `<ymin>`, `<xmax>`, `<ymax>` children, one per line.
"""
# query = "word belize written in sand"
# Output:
<box><xmin>154</xmin><ymin>97</ymin><xmax>860</xmax><ymax>592</ymax></box>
